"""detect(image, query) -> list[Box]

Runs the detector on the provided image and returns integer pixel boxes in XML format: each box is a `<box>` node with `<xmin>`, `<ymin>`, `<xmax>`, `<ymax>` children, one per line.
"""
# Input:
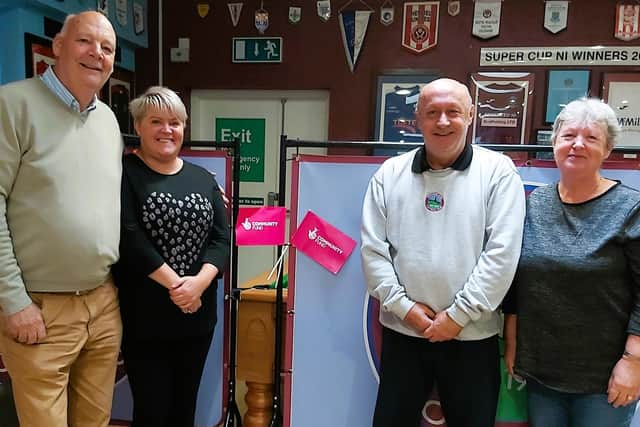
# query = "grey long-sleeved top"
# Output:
<box><xmin>503</xmin><ymin>182</ymin><xmax>640</xmax><ymax>393</ymax></box>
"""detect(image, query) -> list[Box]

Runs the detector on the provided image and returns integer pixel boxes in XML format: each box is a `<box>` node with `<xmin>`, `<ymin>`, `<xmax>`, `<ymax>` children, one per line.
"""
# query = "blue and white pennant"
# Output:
<box><xmin>338</xmin><ymin>9</ymin><xmax>372</xmax><ymax>72</ymax></box>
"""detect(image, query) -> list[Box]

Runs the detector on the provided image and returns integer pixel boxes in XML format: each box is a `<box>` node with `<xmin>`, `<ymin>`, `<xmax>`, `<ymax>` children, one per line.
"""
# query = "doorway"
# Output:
<box><xmin>190</xmin><ymin>90</ymin><xmax>329</xmax><ymax>286</ymax></box>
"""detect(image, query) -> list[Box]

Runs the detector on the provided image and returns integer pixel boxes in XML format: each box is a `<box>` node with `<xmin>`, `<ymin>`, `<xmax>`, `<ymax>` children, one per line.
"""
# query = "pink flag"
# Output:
<box><xmin>235</xmin><ymin>207</ymin><xmax>286</xmax><ymax>246</ymax></box>
<box><xmin>290</xmin><ymin>211</ymin><xmax>356</xmax><ymax>274</ymax></box>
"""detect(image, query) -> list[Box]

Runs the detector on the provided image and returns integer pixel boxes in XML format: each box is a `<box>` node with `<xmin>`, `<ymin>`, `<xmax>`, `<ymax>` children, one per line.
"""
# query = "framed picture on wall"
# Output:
<box><xmin>545</xmin><ymin>70</ymin><xmax>590</xmax><ymax>124</ymax></box>
<box><xmin>374</xmin><ymin>72</ymin><xmax>439</xmax><ymax>143</ymax></box>
<box><xmin>535</xmin><ymin>128</ymin><xmax>554</xmax><ymax>160</ymax></box>
<box><xmin>24</xmin><ymin>33</ymin><xmax>55</xmax><ymax>78</ymax></box>
<box><xmin>102</xmin><ymin>67</ymin><xmax>135</xmax><ymax>134</ymax></box>
<box><xmin>469</xmin><ymin>72</ymin><xmax>535</xmax><ymax>145</ymax></box>
<box><xmin>602</xmin><ymin>73</ymin><xmax>640</xmax><ymax>152</ymax></box>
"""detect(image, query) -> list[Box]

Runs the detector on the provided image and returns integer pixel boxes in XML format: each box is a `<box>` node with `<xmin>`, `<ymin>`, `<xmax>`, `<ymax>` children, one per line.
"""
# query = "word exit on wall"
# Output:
<box><xmin>215</xmin><ymin>118</ymin><xmax>265</xmax><ymax>182</ymax></box>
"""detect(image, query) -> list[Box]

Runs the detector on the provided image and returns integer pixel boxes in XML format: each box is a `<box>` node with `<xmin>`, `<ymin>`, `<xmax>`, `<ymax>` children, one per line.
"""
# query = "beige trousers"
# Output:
<box><xmin>0</xmin><ymin>280</ymin><xmax>122</xmax><ymax>427</ymax></box>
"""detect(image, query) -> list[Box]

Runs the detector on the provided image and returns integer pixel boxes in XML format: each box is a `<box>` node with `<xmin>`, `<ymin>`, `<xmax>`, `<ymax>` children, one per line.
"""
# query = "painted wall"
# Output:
<box><xmin>0</xmin><ymin>0</ymin><xmax>148</xmax><ymax>84</ymax></box>
<box><xmin>135</xmin><ymin>0</ymin><xmax>640</xmax><ymax>148</ymax></box>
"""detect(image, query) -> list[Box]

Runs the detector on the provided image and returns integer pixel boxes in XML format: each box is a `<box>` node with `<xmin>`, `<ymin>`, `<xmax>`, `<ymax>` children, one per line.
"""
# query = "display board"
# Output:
<box><xmin>285</xmin><ymin>153</ymin><xmax>640</xmax><ymax>427</ymax></box>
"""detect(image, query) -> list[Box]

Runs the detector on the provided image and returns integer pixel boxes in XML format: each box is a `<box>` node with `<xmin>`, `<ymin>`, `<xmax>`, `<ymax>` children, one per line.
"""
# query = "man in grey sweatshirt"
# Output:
<box><xmin>361</xmin><ymin>78</ymin><xmax>525</xmax><ymax>427</ymax></box>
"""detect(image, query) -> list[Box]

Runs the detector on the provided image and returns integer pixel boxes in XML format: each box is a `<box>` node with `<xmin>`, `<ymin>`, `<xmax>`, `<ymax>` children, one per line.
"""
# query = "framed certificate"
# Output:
<box><xmin>101</xmin><ymin>67</ymin><xmax>135</xmax><ymax>134</ymax></box>
<box><xmin>374</xmin><ymin>72</ymin><xmax>439</xmax><ymax>142</ymax></box>
<box><xmin>603</xmin><ymin>73</ymin><xmax>640</xmax><ymax>150</ymax></box>
<box><xmin>469</xmin><ymin>72</ymin><xmax>535</xmax><ymax>145</ymax></box>
<box><xmin>24</xmin><ymin>33</ymin><xmax>55</xmax><ymax>78</ymax></box>
<box><xmin>545</xmin><ymin>70</ymin><xmax>590</xmax><ymax>124</ymax></box>
<box><xmin>535</xmin><ymin>129</ymin><xmax>554</xmax><ymax>160</ymax></box>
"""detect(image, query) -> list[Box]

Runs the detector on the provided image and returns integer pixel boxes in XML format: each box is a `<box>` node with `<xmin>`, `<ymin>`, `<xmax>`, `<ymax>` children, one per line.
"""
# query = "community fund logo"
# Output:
<box><xmin>242</xmin><ymin>217</ymin><xmax>279</xmax><ymax>231</ymax></box>
<box><xmin>306</xmin><ymin>226</ymin><xmax>345</xmax><ymax>255</ymax></box>
<box><xmin>308</xmin><ymin>227</ymin><xmax>317</xmax><ymax>240</ymax></box>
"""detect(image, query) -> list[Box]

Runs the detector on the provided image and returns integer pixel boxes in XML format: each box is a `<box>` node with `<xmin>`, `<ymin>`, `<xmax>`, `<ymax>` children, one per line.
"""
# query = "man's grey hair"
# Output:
<box><xmin>58</xmin><ymin>14</ymin><xmax>76</xmax><ymax>36</ymax></box>
<box><xmin>57</xmin><ymin>11</ymin><xmax>114</xmax><ymax>37</ymax></box>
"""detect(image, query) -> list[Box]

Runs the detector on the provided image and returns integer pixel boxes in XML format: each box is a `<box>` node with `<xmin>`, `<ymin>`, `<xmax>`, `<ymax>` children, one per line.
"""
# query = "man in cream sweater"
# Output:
<box><xmin>361</xmin><ymin>78</ymin><xmax>525</xmax><ymax>427</ymax></box>
<box><xmin>0</xmin><ymin>11</ymin><xmax>123</xmax><ymax>427</ymax></box>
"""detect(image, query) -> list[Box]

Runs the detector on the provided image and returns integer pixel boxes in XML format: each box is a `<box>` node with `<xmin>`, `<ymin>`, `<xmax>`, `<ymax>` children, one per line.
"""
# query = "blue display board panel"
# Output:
<box><xmin>285</xmin><ymin>154</ymin><xmax>640</xmax><ymax>427</ymax></box>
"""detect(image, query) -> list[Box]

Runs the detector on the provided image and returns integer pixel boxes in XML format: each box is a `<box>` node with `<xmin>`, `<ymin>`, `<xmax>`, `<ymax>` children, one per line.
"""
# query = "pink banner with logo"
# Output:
<box><xmin>235</xmin><ymin>207</ymin><xmax>286</xmax><ymax>246</ymax></box>
<box><xmin>290</xmin><ymin>210</ymin><xmax>356</xmax><ymax>274</ymax></box>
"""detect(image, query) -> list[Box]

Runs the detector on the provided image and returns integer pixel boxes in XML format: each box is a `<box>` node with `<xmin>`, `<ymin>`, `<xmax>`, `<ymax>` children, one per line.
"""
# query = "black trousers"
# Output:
<box><xmin>372</xmin><ymin>327</ymin><xmax>500</xmax><ymax>427</ymax></box>
<box><xmin>122</xmin><ymin>330</ymin><xmax>215</xmax><ymax>427</ymax></box>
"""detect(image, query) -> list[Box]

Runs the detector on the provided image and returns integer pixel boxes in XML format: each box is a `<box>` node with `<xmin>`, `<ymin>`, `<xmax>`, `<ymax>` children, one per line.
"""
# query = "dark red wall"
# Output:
<box><xmin>136</xmin><ymin>0</ymin><xmax>640</xmax><ymax>144</ymax></box>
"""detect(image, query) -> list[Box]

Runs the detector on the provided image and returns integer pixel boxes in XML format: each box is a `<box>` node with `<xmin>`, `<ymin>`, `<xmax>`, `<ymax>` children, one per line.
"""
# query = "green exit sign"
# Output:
<box><xmin>232</xmin><ymin>37</ymin><xmax>283</xmax><ymax>63</ymax></box>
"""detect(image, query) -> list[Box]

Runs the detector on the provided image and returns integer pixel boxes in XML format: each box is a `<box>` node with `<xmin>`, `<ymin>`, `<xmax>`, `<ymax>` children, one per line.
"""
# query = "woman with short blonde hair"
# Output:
<box><xmin>114</xmin><ymin>86</ymin><xmax>229</xmax><ymax>427</ymax></box>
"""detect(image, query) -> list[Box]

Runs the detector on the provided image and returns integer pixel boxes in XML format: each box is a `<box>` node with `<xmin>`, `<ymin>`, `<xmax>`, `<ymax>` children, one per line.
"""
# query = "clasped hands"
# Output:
<box><xmin>404</xmin><ymin>302</ymin><xmax>462</xmax><ymax>342</ymax></box>
<box><xmin>169</xmin><ymin>275</ymin><xmax>207</xmax><ymax>315</ymax></box>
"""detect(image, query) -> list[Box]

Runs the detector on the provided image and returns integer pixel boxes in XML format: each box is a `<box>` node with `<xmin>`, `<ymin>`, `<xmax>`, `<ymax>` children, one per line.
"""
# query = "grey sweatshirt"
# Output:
<box><xmin>361</xmin><ymin>145</ymin><xmax>525</xmax><ymax>340</ymax></box>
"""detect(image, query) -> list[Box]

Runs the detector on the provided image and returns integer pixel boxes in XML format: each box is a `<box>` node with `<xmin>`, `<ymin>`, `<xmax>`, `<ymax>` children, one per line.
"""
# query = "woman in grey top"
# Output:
<box><xmin>503</xmin><ymin>98</ymin><xmax>640</xmax><ymax>427</ymax></box>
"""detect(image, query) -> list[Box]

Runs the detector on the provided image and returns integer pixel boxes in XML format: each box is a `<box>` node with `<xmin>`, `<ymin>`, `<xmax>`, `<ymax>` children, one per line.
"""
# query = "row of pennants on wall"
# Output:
<box><xmin>197</xmin><ymin>1</ymin><xmax>640</xmax><ymax>72</ymax></box>
<box><xmin>235</xmin><ymin>207</ymin><xmax>357</xmax><ymax>275</ymax></box>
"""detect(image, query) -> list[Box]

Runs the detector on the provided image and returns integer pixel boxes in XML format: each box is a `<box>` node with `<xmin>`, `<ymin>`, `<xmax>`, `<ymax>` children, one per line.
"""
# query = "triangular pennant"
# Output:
<box><xmin>339</xmin><ymin>10</ymin><xmax>372</xmax><ymax>72</ymax></box>
<box><xmin>115</xmin><ymin>0</ymin><xmax>127</xmax><ymax>26</ymax></box>
<box><xmin>615</xmin><ymin>4</ymin><xmax>640</xmax><ymax>41</ymax></box>
<box><xmin>472</xmin><ymin>0</ymin><xmax>501</xmax><ymax>39</ymax></box>
<box><xmin>448</xmin><ymin>0</ymin><xmax>460</xmax><ymax>16</ymax></box>
<box><xmin>402</xmin><ymin>2</ymin><xmax>439</xmax><ymax>54</ymax></box>
<box><xmin>289</xmin><ymin>6</ymin><xmax>302</xmax><ymax>24</ymax></box>
<box><xmin>133</xmin><ymin>2</ymin><xmax>145</xmax><ymax>34</ymax></box>
<box><xmin>255</xmin><ymin>8</ymin><xmax>269</xmax><ymax>33</ymax></box>
<box><xmin>380</xmin><ymin>0</ymin><xmax>394</xmax><ymax>25</ymax></box>
<box><xmin>228</xmin><ymin>2</ymin><xmax>243</xmax><ymax>27</ymax></box>
<box><xmin>317</xmin><ymin>0</ymin><xmax>331</xmax><ymax>21</ymax></box>
<box><xmin>197</xmin><ymin>3</ymin><xmax>210</xmax><ymax>18</ymax></box>
<box><xmin>380</xmin><ymin>6</ymin><xmax>394</xmax><ymax>25</ymax></box>
<box><xmin>544</xmin><ymin>1</ymin><xmax>568</xmax><ymax>34</ymax></box>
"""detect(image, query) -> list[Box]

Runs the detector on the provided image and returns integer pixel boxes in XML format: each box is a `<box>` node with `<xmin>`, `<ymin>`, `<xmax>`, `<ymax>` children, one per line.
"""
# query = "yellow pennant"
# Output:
<box><xmin>197</xmin><ymin>3</ymin><xmax>210</xmax><ymax>18</ymax></box>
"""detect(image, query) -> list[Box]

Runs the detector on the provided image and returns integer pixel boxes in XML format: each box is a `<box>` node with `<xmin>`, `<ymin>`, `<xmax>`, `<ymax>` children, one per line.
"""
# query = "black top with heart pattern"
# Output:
<box><xmin>114</xmin><ymin>154</ymin><xmax>230</xmax><ymax>340</ymax></box>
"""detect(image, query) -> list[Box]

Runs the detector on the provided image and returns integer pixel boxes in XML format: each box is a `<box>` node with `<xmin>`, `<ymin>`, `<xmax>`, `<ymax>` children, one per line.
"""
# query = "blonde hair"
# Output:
<box><xmin>129</xmin><ymin>86</ymin><xmax>188</xmax><ymax>125</ymax></box>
